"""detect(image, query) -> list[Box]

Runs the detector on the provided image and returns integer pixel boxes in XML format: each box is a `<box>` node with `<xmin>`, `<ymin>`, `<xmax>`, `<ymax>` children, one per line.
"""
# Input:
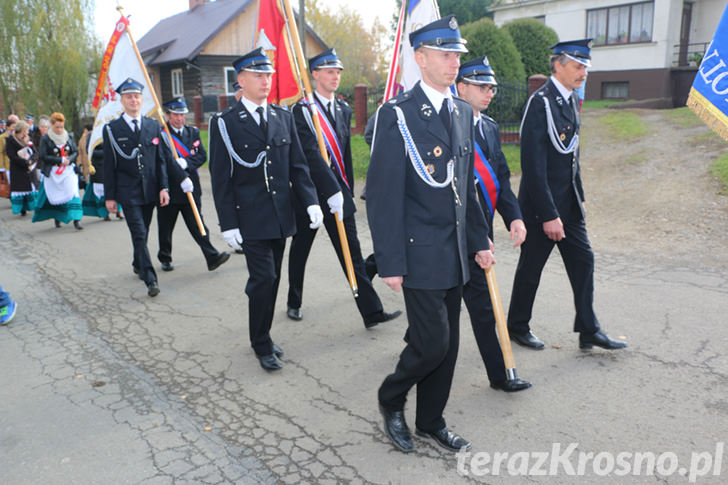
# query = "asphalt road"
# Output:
<box><xmin>1</xmin><ymin>172</ymin><xmax>727</xmax><ymax>484</ymax></box>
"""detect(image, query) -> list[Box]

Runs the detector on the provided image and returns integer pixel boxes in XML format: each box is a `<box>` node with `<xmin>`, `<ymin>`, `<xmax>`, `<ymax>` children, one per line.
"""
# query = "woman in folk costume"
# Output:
<box><xmin>4</xmin><ymin>120</ymin><xmax>39</xmax><ymax>215</ymax></box>
<box><xmin>33</xmin><ymin>112</ymin><xmax>84</xmax><ymax>230</ymax></box>
<box><xmin>79</xmin><ymin>124</ymin><xmax>123</xmax><ymax>221</ymax></box>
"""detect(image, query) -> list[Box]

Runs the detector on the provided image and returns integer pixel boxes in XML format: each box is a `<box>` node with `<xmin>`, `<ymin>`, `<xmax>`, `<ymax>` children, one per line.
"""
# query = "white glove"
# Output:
<box><xmin>222</xmin><ymin>228</ymin><xmax>243</xmax><ymax>250</ymax></box>
<box><xmin>180</xmin><ymin>177</ymin><xmax>194</xmax><ymax>193</ymax></box>
<box><xmin>326</xmin><ymin>191</ymin><xmax>344</xmax><ymax>221</ymax></box>
<box><xmin>307</xmin><ymin>205</ymin><xmax>324</xmax><ymax>229</ymax></box>
<box><xmin>176</xmin><ymin>157</ymin><xmax>188</xmax><ymax>170</ymax></box>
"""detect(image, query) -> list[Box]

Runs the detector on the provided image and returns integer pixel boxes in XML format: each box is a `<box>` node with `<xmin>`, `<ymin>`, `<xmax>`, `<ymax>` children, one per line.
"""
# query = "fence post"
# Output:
<box><xmin>217</xmin><ymin>94</ymin><xmax>228</xmax><ymax>112</ymax></box>
<box><xmin>353</xmin><ymin>83</ymin><xmax>367</xmax><ymax>135</ymax></box>
<box><xmin>193</xmin><ymin>95</ymin><xmax>203</xmax><ymax>128</ymax></box>
<box><xmin>528</xmin><ymin>74</ymin><xmax>548</xmax><ymax>96</ymax></box>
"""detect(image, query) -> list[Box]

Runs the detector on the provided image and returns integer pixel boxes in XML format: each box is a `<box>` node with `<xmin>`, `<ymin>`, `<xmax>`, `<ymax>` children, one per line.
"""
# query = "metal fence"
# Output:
<box><xmin>482</xmin><ymin>79</ymin><xmax>529</xmax><ymax>144</ymax></box>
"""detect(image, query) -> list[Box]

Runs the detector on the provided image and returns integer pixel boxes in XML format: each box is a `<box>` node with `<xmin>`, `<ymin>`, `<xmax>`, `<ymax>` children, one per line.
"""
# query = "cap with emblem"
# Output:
<box><xmin>309</xmin><ymin>48</ymin><xmax>344</xmax><ymax>72</ymax></box>
<box><xmin>24</xmin><ymin>114</ymin><xmax>34</xmax><ymax>121</ymax></box>
<box><xmin>232</xmin><ymin>47</ymin><xmax>275</xmax><ymax>73</ymax></box>
<box><xmin>409</xmin><ymin>15</ymin><xmax>468</xmax><ymax>53</ymax></box>
<box><xmin>163</xmin><ymin>97</ymin><xmax>188</xmax><ymax>114</ymax></box>
<box><xmin>115</xmin><ymin>78</ymin><xmax>144</xmax><ymax>94</ymax></box>
<box><xmin>551</xmin><ymin>38</ymin><xmax>593</xmax><ymax>67</ymax></box>
<box><xmin>457</xmin><ymin>56</ymin><xmax>497</xmax><ymax>85</ymax></box>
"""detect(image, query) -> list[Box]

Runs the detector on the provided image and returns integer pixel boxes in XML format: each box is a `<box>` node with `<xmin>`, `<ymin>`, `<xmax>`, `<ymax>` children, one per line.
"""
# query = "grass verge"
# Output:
<box><xmin>711</xmin><ymin>152</ymin><xmax>728</xmax><ymax>194</ymax></box>
<box><xmin>664</xmin><ymin>106</ymin><xmax>704</xmax><ymax>127</ymax></box>
<box><xmin>598</xmin><ymin>111</ymin><xmax>648</xmax><ymax>140</ymax></box>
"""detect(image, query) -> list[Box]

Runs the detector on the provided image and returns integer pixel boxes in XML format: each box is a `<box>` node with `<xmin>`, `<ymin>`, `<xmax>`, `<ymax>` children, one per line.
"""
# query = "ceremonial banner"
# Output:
<box><xmin>88</xmin><ymin>15</ymin><xmax>158</xmax><ymax>151</ymax></box>
<box><xmin>400</xmin><ymin>0</ymin><xmax>440</xmax><ymax>91</ymax></box>
<box><xmin>256</xmin><ymin>0</ymin><xmax>302</xmax><ymax>105</ymax></box>
<box><xmin>687</xmin><ymin>5</ymin><xmax>728</xmax><ymax>141</ymax></box>
<box><xmin>383</xmin><ymin>0</ymin><xmax>407</xmax><ymax>102</ymax></box>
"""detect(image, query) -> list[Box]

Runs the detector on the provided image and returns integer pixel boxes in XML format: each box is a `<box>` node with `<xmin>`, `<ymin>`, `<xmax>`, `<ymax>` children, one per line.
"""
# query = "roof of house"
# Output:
<box><xmin>137</xmin><ymin>0</ymin><xmax>326</xmax><ymax>66</ymax></box>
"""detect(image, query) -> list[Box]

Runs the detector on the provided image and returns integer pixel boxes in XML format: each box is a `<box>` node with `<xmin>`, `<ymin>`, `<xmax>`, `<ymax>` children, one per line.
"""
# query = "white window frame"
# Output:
<box><xmin>171</xmin><ymin>68</ymin><xmax>184</xmax><ymax>97</ymax></box>
<box><xmin>224</xmin><ymin>67</ymin><xmax>237</xmax><ymax>95</ymax></box>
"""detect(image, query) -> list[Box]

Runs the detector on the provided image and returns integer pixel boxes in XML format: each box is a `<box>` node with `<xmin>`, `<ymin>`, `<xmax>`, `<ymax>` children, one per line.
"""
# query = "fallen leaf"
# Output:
<box><xmin>551</xmin><ymin>344</ymin><xmax>561</xmax><ymax>349</ymax></box>
<box><xmin>204</xmin><ymin>427</ymin><xmax>212</xmax><ymax>431</ymax></box>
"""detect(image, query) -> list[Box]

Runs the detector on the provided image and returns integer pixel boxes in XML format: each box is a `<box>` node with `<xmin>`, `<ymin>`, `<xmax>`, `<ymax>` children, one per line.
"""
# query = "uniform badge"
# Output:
<box><xmin>421</xmin><ymin>104</ymin><xmax>433</xmax><ymax>118</ymax></box>
<box><xmin>239</xmin><ymin>111</ymin><xmax>248</xmax><ymax>119</ymax></box>
<box><xmin>559</xmin><ymin>133</ymin><xmax>566</xmax><ymax>141</ymax></box>
<box><xmin>556</xmin><ymin>96</ymin><xmax>563</xmax><ymax>106</ymax></box>
<box><xmin>193</xmin><ymin>140</ymin><xmax>200</xmax><ymax>148</ymax></box>
<box><xmin>426</xmin><ymin>164</ymin><xmax>435</xmax><ymax>174</ymax></box>
<box><xmin>433</xmin><ymin>146</ymin><xmax>443</xmax><ymax>157</ymax></box>
<box><xmin>152</xmin><ymin>137</ymin><xmax>159</xmax><ymax>145</ymax></box>
<box><xmin>449</xmin><ymin>17</ymin><xmax>458</xmax><ymax>30</ymax></box>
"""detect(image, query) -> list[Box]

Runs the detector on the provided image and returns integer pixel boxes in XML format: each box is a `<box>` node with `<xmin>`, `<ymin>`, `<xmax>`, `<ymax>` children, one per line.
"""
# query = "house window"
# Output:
<box><xmin>171</xmin><ymin>68</ymin><xmax>183</xmax><ymax>97</ymax></box>
<box><xmin>587</xmin><ymin>1</ymin><xmax>653</xmax><ymax>46</ymax></box>
<box><xmin>224</xmin><ymin>67</ymin><xmax>237</xmax><ymax>95</ymax></box>
<box><xmin>602</xmin><ymin>82</ymin><xmax>629</xmax><ymax>99</ymax></box>
<box><xmin>533</xmin><ymin>15</ymin><xmax>545</xmax><ymax>24</ymax></box>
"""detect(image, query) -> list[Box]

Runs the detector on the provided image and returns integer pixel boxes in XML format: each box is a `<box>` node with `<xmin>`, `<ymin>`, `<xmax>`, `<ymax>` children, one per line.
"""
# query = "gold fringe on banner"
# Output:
<box><xmin>686</xmin><ymin>88</ymin><xmax>728</xmax><ymax>142</ymax></box>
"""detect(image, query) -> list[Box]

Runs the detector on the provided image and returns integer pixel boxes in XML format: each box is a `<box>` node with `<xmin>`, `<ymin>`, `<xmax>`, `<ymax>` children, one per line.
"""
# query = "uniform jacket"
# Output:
<box><xmin>291</xmin><ymin>93</ymin><xmax>354</xmax><ymax>217</ymax></box>
<box><xmin>39</xmin><ymin>133</ymin><xmax>78</xmax><ymax>178</ymax></box>
<box><xmin>208</xmin><ymin>100</ymin><xmax>318</xmax><ymax>240</ymax></box>
<box><xmin>102</xmin><ymin>115</ymin><xmax>170</xmax><ymax>206</ymax></box>
<box><xmin>366</xmin><ymin>82</ymin><xmax>490</xmax><ymax>290</ymax></box>
<box><xmin>518</xmin><ymin>78</ymin><xmax>585</xmax><ymax>225</ymax></box>
<box><xmin>162</xmin><ymin>125</ymin><xmax>206</xmax><ymax>205</ymax></box>
<box><xmin>475</xmin><ymin>115</ymin><xmax>522</xmax><ymax>241</ymax></box>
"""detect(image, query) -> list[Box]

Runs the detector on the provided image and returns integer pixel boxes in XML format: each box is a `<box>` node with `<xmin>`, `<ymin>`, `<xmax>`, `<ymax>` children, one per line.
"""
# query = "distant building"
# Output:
<box><xmin>490</xmin><ymin>0</ymin><xmax>725</xmax><ymax>105</ymax></box>
<box><xmin>137</xmin><ymin>0</ymin><xmax>327</xmax><ymax>121</ymax></box>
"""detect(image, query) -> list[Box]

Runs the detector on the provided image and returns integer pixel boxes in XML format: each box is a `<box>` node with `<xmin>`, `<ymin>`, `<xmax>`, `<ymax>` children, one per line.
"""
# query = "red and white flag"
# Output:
<box><xmin>256</xmin><ymin>0</ymin><xmax>302</xmax><ymax>106</ymax></box>
<box><xmin>88</xmin><ymin>16</ymin><xmax>157</xmax><ymax>151</ymax></box>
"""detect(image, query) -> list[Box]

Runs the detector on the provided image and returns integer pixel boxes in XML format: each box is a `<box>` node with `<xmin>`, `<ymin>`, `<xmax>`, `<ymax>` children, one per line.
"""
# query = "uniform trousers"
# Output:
<box><xmin>124</xmin><ymin>203</ymin><xmax>157</xmax><ymax>285</ymax></box>
<box><xmin>508</xmin><ymin>219</ymin><xmax>600</xmax><ymax>335</ymax></box>
<box><xmin>243</xmin><ymin>238</ymin><xmax>286</xmax><ymax>356</ymax></box>
<box><xmin>287</xmin><ymin>206</ymin><xmax>383</xmax><ymax>321</ymax></box>
<box><xmin>462</xmin><ymin>257</ymin><xmax>507</xmax><ymax>384</ymax></box>
<box><xmin>157</xmin><ymin>202</ymin><xmax>217</xmax><ymax>265</ymax></box>
<box><xmin>379</xmin><ymin>285</ymin><xmax>461</xmax><ymax>433</ymax></box>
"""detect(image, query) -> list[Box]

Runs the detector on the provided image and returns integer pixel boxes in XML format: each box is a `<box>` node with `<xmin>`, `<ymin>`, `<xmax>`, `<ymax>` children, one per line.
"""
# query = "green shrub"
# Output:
<box><xmin>461</xmin><ymin>18</ymin><xmax>526</xmax><ymax>82</ymax></box>
<box><xmin>502</xmin><ymin>18</ymin><xmax>559</xmax><ymax>77</ymax></box>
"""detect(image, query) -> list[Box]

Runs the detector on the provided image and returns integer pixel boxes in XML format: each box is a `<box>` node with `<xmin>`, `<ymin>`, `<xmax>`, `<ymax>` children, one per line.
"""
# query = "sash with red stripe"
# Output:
<box><xmin>167</xmin><ymin>130</ymin><xmax>191</xmax><ymax>158</ymax></box>
<box><xmin>473</xmin><ymin>140</ymin><xmax>500</xmax><ymax>216</ymax></box>
<box><xmin>310</xmin><ymin>97</ymin><xmax>350</xmax><ymax>190</ymax></box>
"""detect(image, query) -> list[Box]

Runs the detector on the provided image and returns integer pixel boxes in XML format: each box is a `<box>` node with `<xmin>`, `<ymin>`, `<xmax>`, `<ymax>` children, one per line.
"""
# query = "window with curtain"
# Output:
<box><xmin>587</xmin><ymin>2</ymin><xmax>653</xmax><ymax>46</ymax></box>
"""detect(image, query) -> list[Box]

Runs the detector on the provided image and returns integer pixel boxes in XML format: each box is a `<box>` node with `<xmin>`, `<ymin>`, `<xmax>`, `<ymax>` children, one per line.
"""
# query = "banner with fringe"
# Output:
<box><xmin>687</xmin><ymin>5</ymin><xmax>728</xmax><ymax>141</ymax></box>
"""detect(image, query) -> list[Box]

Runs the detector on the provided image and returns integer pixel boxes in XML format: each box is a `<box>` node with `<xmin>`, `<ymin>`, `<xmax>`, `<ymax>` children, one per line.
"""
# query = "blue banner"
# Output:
<box><xmin>688</xmin><ymin>5</ymin><xmax>728</xmax><ymax>140</ymax></box>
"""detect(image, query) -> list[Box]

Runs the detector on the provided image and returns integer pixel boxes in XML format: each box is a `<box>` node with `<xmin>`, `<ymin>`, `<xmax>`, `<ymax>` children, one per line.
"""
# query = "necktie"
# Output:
<box><xmin>439</xmin><ymin>98</ymin><xmax>451</xmax><ymax>132</ymax></box>
<box><xmin>327</xmin><ymin>101</ymin><xmax>336</xmax><ymax>127</ymax></box>
<box><xmin>256</xmin><ymin>106</ymin><xmax>267</xmax><ymax>137</ymax></box>
<box><xmin>132</xmin><ymin>118</ymin><xmax>139</xmax><ymax>135</ymax></box>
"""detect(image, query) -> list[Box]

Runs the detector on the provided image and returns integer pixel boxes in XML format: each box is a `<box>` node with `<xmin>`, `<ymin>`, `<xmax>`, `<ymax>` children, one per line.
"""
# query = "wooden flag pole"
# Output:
<box><xmin>118</xmin><ymin>6</ymin><xmax>206</xmax><ymax>237</ymax></box>
<box><xmin>280</xmin><ymin>0</ymin><xmax>359</xmax><ymax>298</ymax></box>
<box><xmin>485</xmin><ymin>266</ymin><xmax>519</xmax><ymax>380</ymax></box>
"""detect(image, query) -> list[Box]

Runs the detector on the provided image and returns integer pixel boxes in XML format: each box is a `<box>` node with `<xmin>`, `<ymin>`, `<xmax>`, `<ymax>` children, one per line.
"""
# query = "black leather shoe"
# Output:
<box><xmin>54</xmin><ymin>219</ymin><xmax>61</xmax><ymax>228</ymax></box>
<box><xmin>490</xmin><ymin>377</ymin><xmax>532</xmax><ymax>392</ymax></box>
<box><xmin>416</xmin><ymin>427</ymin><xmax>471</xmax><ymax>452</ymax></box>
<box><xmin>73</xmin><ymin>220</ymin><xmax>83</xmax><ymax>230</ymax></box>
<box><xmin>161</xmin><ymin>261</ymin><xmax>174</xmax><ymax>272</ymax></box>
<box><xmin>510</xmin><ymin>331</ymin><xmax>545</xmax><ymax>350</ymax></box>
<box><xmin>257</xmin><ymin>353</ymin><xmax>283</xmax><ymax>371</ymax></box>
<box><xmin>147</xmin><ymin>281</ymin><xmax>160</xmax><ymax>297</ymax></box>
<box><xmin>272</xmin><ymin>344</ymin><xmax>284</xmax><ymax>358</ymax></box>
<box><xmin>379</xmin><ymin>404</ymin><xmax>414</xmax><ymax>453</ymax></box>
<box><xmin>235</xmin><ymin>248</ymin><xmax>245</xmax><ymax>255</ymax></box>
<box><xmin>364</xmin><ymin>310</ymin><xmax>402</xmax><ymax>329</ymax></box>
<box><xmin>579</xmin><ymin>330</ymin><xmax>627</xmax><ymax>350</ymax></box>
<box><xmin>364</xmin><ymin>254</ymin><xmax>377</xmax><ymax>281</ymax></box>
<box><xmin>207</xmin><ymin>251</ymin><xmax>230</xmax><ymax>271</ymax></box>
<box><xmin>287</xmin><ymin>307</ymin><xmax>303</xmax><ymax>321</ymax></box>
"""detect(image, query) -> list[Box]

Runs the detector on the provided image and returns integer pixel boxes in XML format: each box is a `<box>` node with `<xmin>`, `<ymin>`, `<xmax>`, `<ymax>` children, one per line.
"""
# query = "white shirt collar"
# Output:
<box><xmin>315</xmin><ymin>91</ymin><xmax>336</xmax><ymax>116</ymax></box>
<box><xmin>419</xmin><ymin>80</ymin><xmax>452</xmax><ymax>113</ymax></box>
<box><xmin>122</xmin><ymin>112</ymin><xmax>142</xmax><ymax>132</ymax></box>
<box><xmin>241</xmin><ymin>96</ymin><xmax>268</xmax><ymax>123</ymax></box>
<box><xmin>473</xmin><ymin>112</ymin><xmax>481</xmax><ymax>125</ymax></box>
<box><xmin>550</xmin><ymin>76</ymin><xmax>572</xmax><ymax>102</ymax></box>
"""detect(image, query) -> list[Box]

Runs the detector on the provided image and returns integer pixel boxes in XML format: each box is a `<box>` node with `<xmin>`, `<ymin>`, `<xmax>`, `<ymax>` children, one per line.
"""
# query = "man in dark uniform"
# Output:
<box><xmin>208</xmin><ymin>48</ymin><xmax>324</xmax><ymax>372</ymax></box>
<box><xmin>455</xmin><ymin>56</ymin><xmax>531</xmax><ymax>392</ymax></box>
<box><xmin>367</xmin><ymin>16</ymin><xmax>495</xmax><ymax>454</ymax></box>
<box><xmin>507</xmin><ymin>39</ymin><xmax>627</xmax><ymax>351</ymax></box>
<box><xmin>287</xmin><ymin>48</ymin><xmax>401</xmax><ymax>327</ymax></box>
<box><xmin>103</xmin><ymin>78</ymin><xmax>194</xmax><ymax>297</ymax></box>
<box><xmin>158</xmin><ymin>97</ymin><xmax>230</xmax><ymax>272</ymax></box>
